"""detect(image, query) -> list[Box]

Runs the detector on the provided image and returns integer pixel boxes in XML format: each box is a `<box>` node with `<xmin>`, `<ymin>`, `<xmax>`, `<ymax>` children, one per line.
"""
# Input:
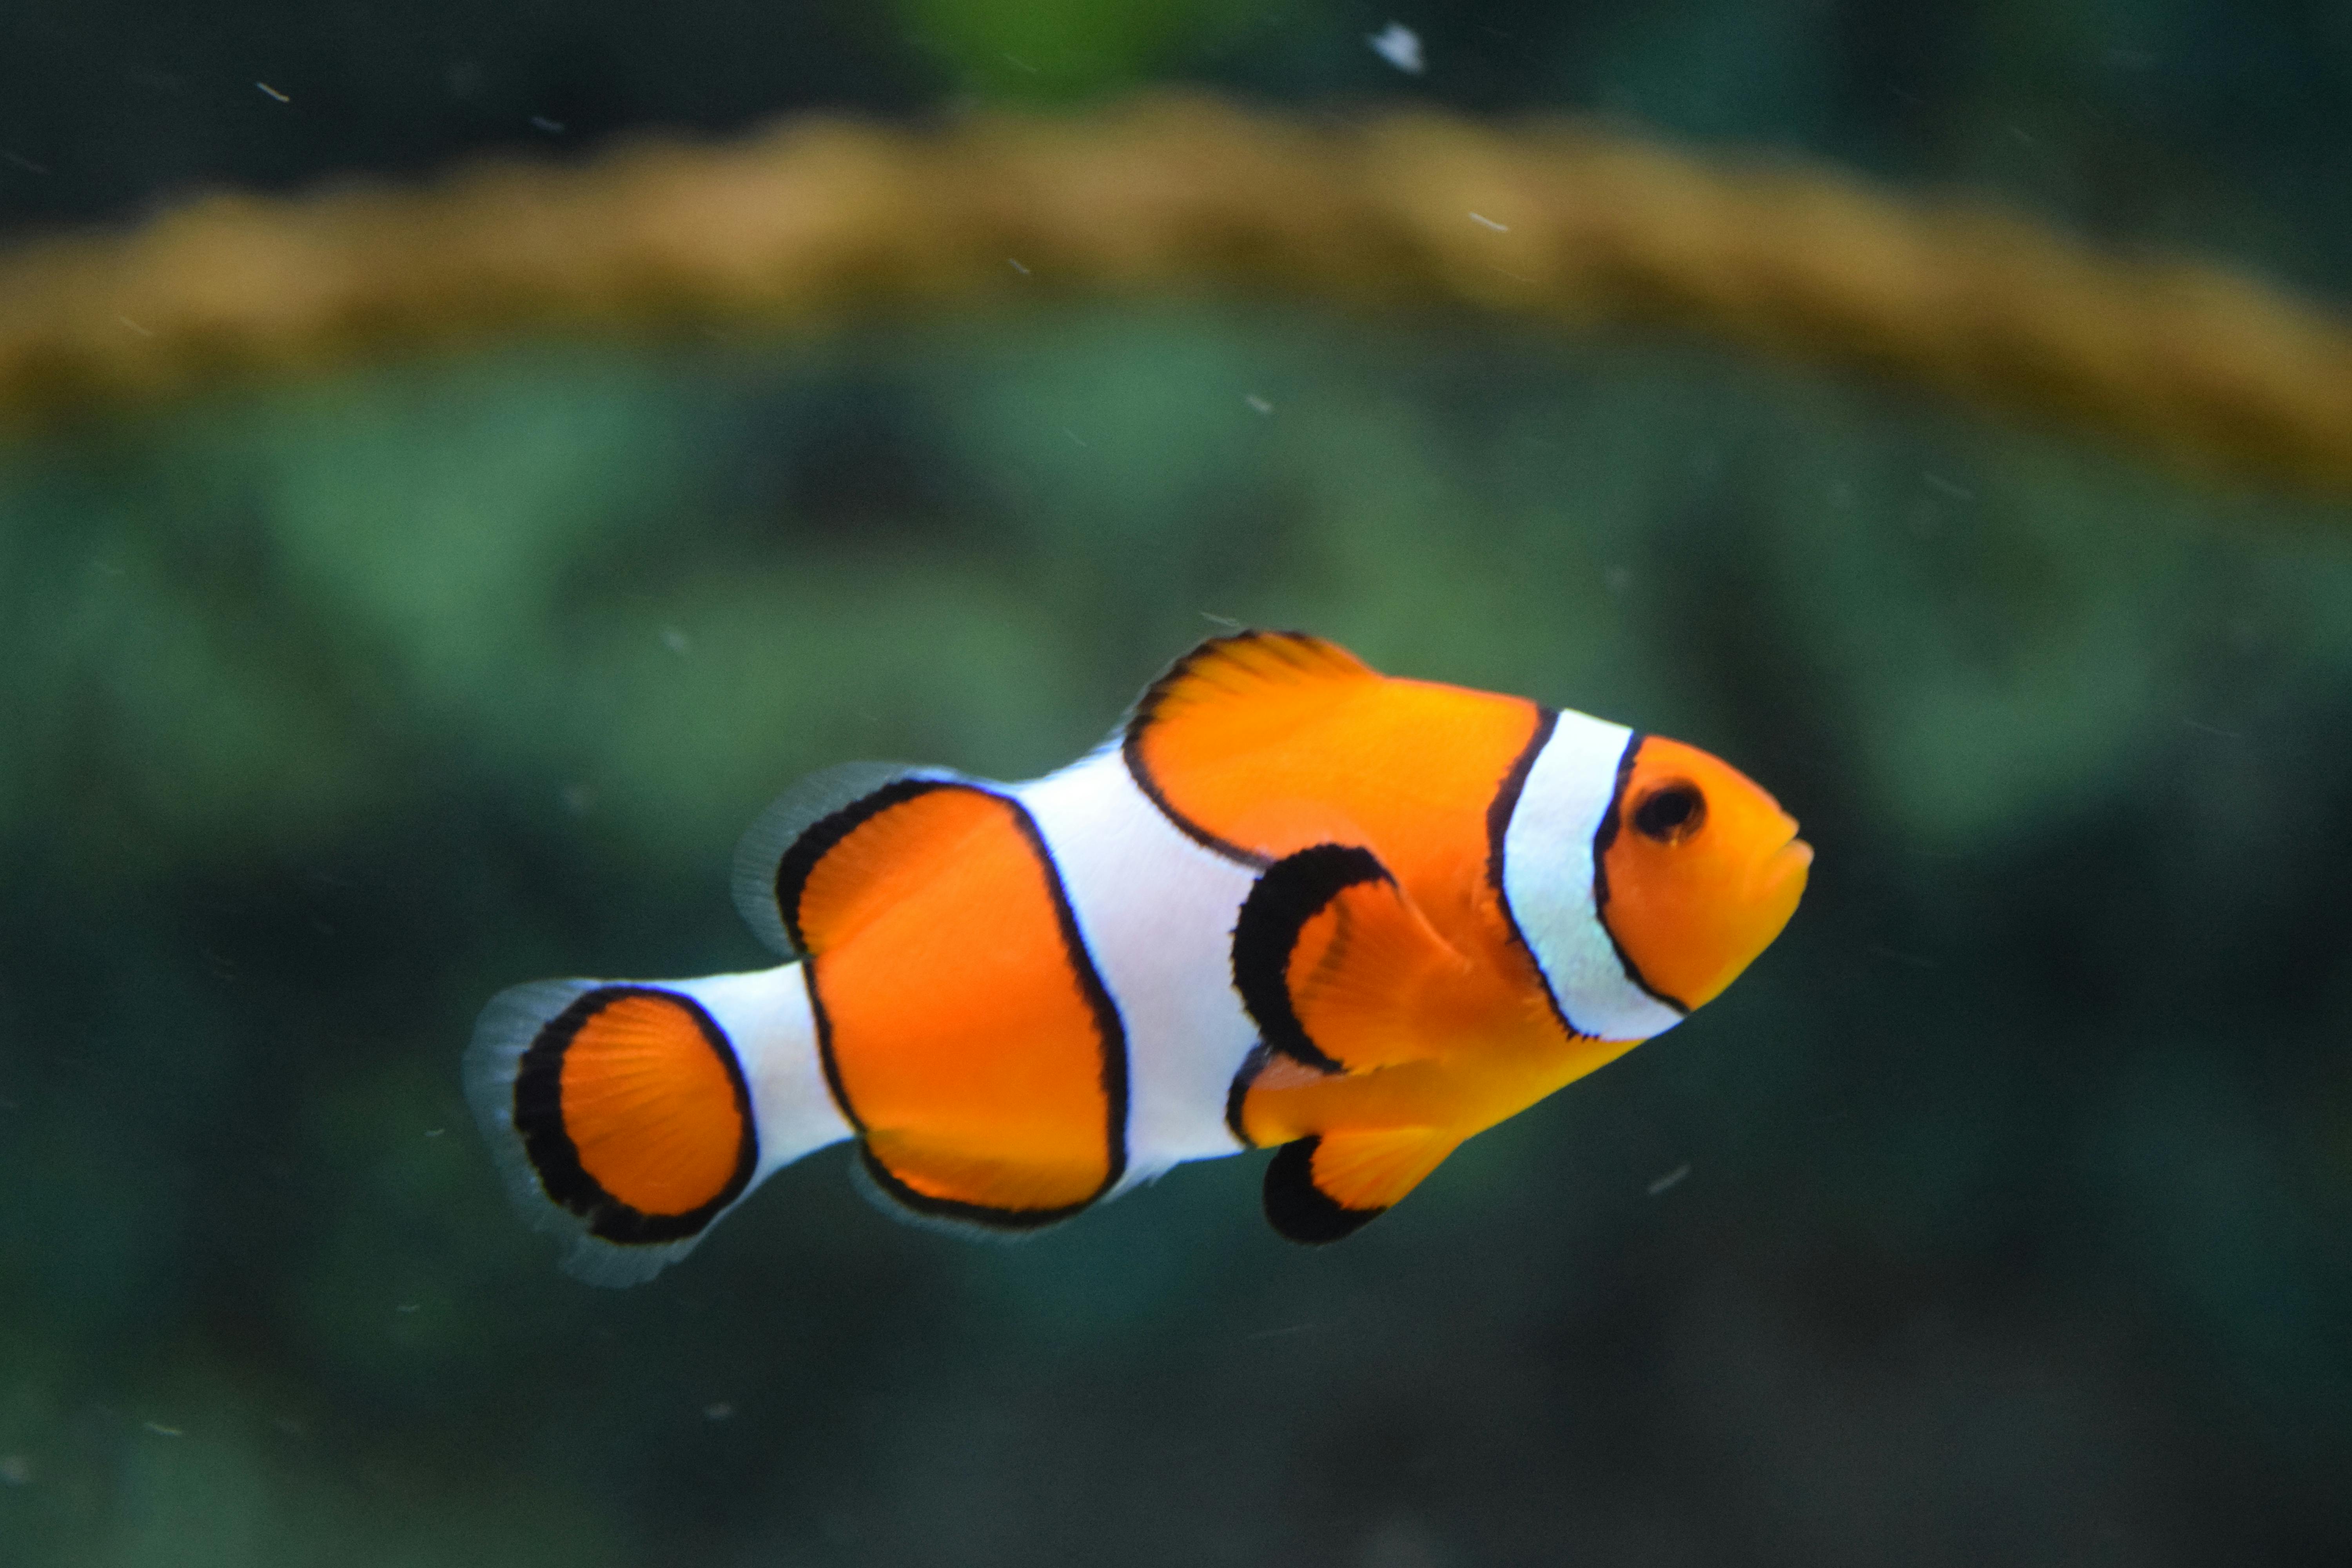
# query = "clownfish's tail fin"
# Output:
<box><xmin>464</xmin><ymin>966</ymin><xmax>853</xmax><ymax>1286</ymax></box>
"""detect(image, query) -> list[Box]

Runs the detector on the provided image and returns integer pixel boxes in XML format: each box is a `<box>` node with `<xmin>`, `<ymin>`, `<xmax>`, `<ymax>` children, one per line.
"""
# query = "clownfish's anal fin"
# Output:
<box><xmin>1230</xmin><ymin>842</ymin><xmax>1471</xmax><ymax>1076</ymax></box>
<box><xmin>1263</xmin><ymin>1128</ymin><xmax>1462</xmax><ymax>1245</ymax></box>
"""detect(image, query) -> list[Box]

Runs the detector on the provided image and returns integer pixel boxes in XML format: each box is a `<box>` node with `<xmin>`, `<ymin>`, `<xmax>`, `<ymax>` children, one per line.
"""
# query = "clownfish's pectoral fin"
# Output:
<box><xmin>1262</xmin><ymin>1127</ymin><xmax>1463</xmax><ymax>1244</ymax></box>
<box><xmin>1231</xmin><ymin>842</ymin><xmax>1475</xmax><ymax>1075</ymax></box>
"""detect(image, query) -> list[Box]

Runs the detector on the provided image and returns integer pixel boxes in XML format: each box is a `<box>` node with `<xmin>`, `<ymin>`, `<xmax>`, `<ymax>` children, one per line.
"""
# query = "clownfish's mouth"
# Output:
<box><xmin>1750</xmin><ymin>833</ymin><xmax>1813</xmax><ymax>901</ymax></box>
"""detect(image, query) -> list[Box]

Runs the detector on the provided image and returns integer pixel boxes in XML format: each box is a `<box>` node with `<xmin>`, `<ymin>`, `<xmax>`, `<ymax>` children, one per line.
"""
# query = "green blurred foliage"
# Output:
<box><xmin>900</xmin><ymin>0</ymin><xmax>1267</xmax><ymax>99</ymax></box>
<box><xmin>2</xmin><ymin>305</ymin><xmax>2350</xmax><ymax>1564</ymax></box>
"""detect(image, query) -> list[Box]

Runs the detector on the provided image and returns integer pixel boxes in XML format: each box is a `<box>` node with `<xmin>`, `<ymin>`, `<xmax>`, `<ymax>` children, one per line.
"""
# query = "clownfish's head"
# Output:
<box><xmin>1599</xmin><ymin>735</ymin><xmax>1811</xmax><ymax>1012</ymax></box>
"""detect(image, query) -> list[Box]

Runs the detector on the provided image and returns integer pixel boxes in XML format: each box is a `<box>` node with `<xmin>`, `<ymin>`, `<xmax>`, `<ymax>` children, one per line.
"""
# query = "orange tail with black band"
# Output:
<box><xmin>466</xmin><ymin>966</ymin><xmax>852</xmax><ymax>1285</ymax></box>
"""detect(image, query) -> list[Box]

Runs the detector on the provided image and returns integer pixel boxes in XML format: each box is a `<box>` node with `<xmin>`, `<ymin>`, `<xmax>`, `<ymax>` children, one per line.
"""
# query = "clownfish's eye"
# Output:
<box><xmin>1632</xmin><ymin>780</ymin><xmax>1706</xmax><ymax>844</ymax></box>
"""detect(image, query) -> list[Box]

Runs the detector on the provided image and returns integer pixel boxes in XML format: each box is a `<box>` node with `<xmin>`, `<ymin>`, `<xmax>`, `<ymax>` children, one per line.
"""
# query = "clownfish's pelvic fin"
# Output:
<box><xmin>465</xmin><ymin>967</ymin><xmax>850</xmax><ymax>1285</ymax></box>
<box><xmin>1262</xmin><ymin>1127</ymin><xmax>1462</xmax><ymax>1245</ymax></box>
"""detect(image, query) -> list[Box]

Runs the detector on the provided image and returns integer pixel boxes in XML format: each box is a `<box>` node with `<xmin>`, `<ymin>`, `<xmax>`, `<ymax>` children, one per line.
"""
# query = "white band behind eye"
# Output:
<box><xmin>1500</xmin><ymin>713</ymin><xmax>1687</xmax><ymax>1043</ymax></box>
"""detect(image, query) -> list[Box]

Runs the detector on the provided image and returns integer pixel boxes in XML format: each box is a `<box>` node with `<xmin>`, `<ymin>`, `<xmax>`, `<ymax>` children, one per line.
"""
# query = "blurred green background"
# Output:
<box><xmin>4</xmin><ymin>4</ymin><xmax>2352</xmax><ymax>1566</ymax></box>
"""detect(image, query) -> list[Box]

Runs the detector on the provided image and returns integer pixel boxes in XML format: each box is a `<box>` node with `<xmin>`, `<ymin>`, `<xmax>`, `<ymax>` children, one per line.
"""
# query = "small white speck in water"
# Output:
<box><xmin>531</xmin><ymin>116</ymin><xmax>565</xmax><ymax>133</ymax></box>
<box><xmin>256</xmin><ymin>82</ymin><xmax>289</xmax><ymax>103</ymax></box>
<box><xmin>661</xmin><ymin>626</ymin><xmax>691</xmax><ymax>655</ymax></box>
<box><xmin>1468</xmin><ymin>212</ymin><xmax>1509</xmax><ymax>232</ymax></box>
<box><xmin>142</xmin><ymin>1422</ymin><xmax>184</xmax><ymax>1439</ymax></box>
<box><xmin>1647</xmin><ymin>1163</ymin><xmax>1691</xmax><ymax>1196</ymax></box>
<box><xmin>703</xmin><ymin>1402</ymin><xmax>735</xmax><ymax>1422</ymax></box>
<box><xmin>1244</xmin><ymin>394</ymin><xmax>1275</xmax><ymax>416</ymax></box>
<box><xmin>1007</xmin><ymin>258</ymin><xmax>1031</xmax><ymax>275</ymax></box>
<box><xmin>1367</xmin><ymin>23</ymin><xmax>1425</xmax><ymax>75</ymax></box>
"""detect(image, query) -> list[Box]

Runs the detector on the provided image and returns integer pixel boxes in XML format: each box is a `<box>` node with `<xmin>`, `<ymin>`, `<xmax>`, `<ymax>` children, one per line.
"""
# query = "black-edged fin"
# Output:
<box><xmin>1232</xmin><ymin>842</ymin><xmax>1468</xmax><ymax>1075</ymax></box>
<box><xmin>1264</xmin><ymin>1137</ymin><xmax>1381</xmax><ymax>1243</ymax></box>
<box><xmin>1262</xmin><ymin>1129</ymin><xmax>1461</xmax><ymax>1246</ymax></box>
<box><xmin>1119</xmin><ymin>631</ymin><xmax>1378</xmax><ymax>867</ymax></box>
<box><xmin>730</xmin><ymin>760</ymin><xmax>953</xmax><ymax>955</ymax></box>
<box><xmin>1231</xmin><ymin>843</ymin><xmax>1390</xmax><ymax>1073</ymax></box>
<box><xmin>464</xmin><ymin>979</ymin><xmax>757</xmax><ymax>1287</ymax></box>
<box><xmin>848</xmin><ymin>1145</ymin><xmax>1091</xmax><ymax>1243</ymax></box>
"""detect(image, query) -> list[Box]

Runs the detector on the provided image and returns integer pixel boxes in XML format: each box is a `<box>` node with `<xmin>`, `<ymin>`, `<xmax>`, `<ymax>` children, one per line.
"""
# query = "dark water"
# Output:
<box><xmin>4</xmin><ymin>5</ymin><xmax>2352</xmax><ymax>1566</ymax></box>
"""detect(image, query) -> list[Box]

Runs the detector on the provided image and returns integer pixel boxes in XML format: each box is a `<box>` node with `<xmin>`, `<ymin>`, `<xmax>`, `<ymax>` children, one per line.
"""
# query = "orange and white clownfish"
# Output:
<box><xmin>466</xmin><ymin>632</ymin><xmax>1810</xmax><ymax>1283</ymax></box>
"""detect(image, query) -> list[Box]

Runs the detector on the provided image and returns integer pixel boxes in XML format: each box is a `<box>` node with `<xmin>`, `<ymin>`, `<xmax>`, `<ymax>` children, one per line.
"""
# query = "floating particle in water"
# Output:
<box><xmin>1646</xmin><ymin>1163</ymin><xmax>1691</xmax><ymax>1196</ymax></box>
<box><xmin>661</xmin><ymin>626</ymin><xmax>692</xmax><ymax>655</ymax></box>
<box><xmin>703</xmin><ymin>1402</ymin><xmax>735</xmax><ymax>1422</ymax></box>
<box><xmin>1007</xmin><ymin>258</ymin><xmax>1031</xmax><ymax>276</ymax></box>
<box><xmin>1244</xmin><ymin>394</ymin><xmax>1274</xmax><ymax>416</ymax></box>
<box><xmin>531</xmin><ymin>116</ymin><xmax>566</xmax><ymax>134</ymax></box>
<box><xmin>1468</xmin><ymin>212</ymin><xmax>1509</xmax><ymax>233</ymax></box>
<box><xmin>142</xmin><ymin>1422</ymin><xmax>184</xmax><ymax>1438</ymax></box>
<box><xmin>0</xmin><ymin>1455</ymin><xmax>29</xmax><ymax>1485</ymax></box>
<box><xmin>1367</xmin><ymin>23</ymin><xmax>1425</xmax><ymax>75</ymax></box>
<box><xmin>256</xmin><ymin>82</ymin><xmax>289</xmax><ymax>103</ymax></box>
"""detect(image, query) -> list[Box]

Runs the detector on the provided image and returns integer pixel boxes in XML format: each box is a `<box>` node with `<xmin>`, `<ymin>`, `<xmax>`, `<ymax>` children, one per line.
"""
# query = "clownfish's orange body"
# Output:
<box><xmin>468</xmin><ymin>633</ymin><xmax>1810</xmax><ymax>1282</ymax></box>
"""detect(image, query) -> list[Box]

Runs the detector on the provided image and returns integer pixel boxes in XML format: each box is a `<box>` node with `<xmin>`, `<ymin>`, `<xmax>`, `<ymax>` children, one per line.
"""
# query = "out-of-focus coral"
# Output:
<box><xmin>4</xmin><ymin>94</ymin><xmax>2350</xmax><ymax>493</ymax></box>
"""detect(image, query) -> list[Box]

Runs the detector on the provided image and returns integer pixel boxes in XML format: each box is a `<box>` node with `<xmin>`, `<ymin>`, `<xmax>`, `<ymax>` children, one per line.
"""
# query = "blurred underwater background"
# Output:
<box><xmin>3</xmin><ymin>2</ymin><xmax>2352</xmax><ymax>1565</ymax></box>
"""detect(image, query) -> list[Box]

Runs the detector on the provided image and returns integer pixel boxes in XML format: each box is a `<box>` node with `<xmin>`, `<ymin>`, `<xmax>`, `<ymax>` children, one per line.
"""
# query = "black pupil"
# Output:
<box><xmin>1633</xmin><ymin>782</ymin><xmax>1704</xmax><ymax>842</ymax></box>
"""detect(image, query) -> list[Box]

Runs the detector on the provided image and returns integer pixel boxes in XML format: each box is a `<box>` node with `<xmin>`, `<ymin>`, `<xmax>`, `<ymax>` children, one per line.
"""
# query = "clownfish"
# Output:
<box><xmin>467</xmin><ymin>632</ymin><xmax>1809</xmax><ymax>1283</ymax></box>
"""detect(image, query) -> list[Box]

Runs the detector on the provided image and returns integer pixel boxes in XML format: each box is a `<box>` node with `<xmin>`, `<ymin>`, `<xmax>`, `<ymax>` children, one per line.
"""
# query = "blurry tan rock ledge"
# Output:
<box><xmin>3</xmin><ymin>93</ymin><xmax>2349</xmax><ymax>496</ymax></box>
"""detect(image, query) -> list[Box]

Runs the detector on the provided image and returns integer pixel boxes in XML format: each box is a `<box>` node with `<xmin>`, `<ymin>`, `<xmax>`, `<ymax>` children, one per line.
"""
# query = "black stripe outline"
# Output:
<box><xmin>772</xmin><ymin>774</ymin><xmax>942</xmax><ymax>956</ymax></box>
<box><xmin>1262</xmin><ymin>1135</ymin><xmax>1386</xmax><ymax>1244</ymax></box>
<box><xmin>512</xmin><ymin>985</ymin><xmax>759</xmax><ymax>1246</ymax></box>
<box><xmin>1484</xmin><ymin>703</ymin><xmax>1608</xmax><ymax>1041</ymax></box>
<box><xmin>1224</xmin><ymin>1040</ymin><xmax>1272</xmax><ymax>1148</ymax></box>
<box><xmin>1229</xmin><ymin>841</ymin><xmax>1391</xmax><ymax>1076</ymax></box>
<box><xmin>1591</xmin><ymin>733</ymin><xmax>1693</xmax><ymax>1017</ymax></box>
<box><xmin>785</xmin><ymin>778</ymin><xmax>1131</xmax><ymax>1231</ymax></box>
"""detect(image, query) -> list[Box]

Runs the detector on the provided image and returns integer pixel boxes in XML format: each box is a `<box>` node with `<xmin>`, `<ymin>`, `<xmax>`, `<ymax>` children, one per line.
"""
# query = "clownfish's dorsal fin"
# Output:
<box><xmin>1262</xmin><ymin>1129</ymin><xmax>1462</xmax><ymax>1244</ymax></box>
<box><xmin>1129</xmin><ymin>632</ymin><xmax>1377</xmax><ymax>728</ymax></box>
<box><xmin>731</xmin><ymin>760</ymin><xmax>957</xmax><ymax>955</ymax></box>
<box><xmin>1230</xmin><ymin>842</ymin><xmax>1475</xmax><ymax>1075</ymax></box>
<box><xmin>1123</xmin><ymin>632</ymin><xmax>1382</xmax><ymax>865</ymax></box>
